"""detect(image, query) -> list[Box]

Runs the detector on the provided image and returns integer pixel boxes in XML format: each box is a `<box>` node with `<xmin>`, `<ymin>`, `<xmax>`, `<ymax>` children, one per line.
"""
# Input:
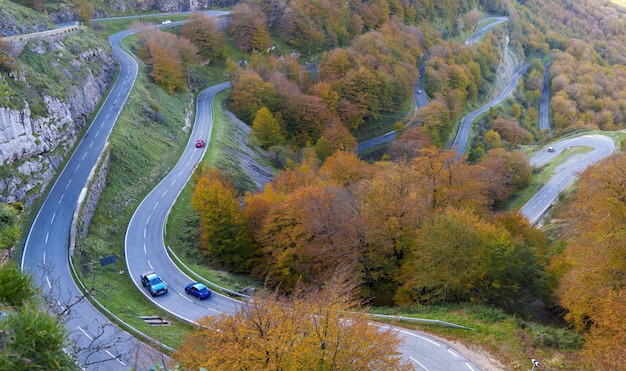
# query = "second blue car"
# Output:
<box><xmin>184</xmin><ymin>282</ymin><xmax>212</xmax><ymax>300</ymax></box>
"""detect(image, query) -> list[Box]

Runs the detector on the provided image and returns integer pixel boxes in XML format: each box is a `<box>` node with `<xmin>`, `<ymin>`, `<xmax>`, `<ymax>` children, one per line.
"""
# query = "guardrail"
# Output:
<box><xmin>366</xmin><ymin>313</ymin><xmax>475</xmax><ymax>330</ymax></box>
<box><xmin>3</xmin><ymin>25</ymin><xmax>80</xmax><ymax>43</ymax></box>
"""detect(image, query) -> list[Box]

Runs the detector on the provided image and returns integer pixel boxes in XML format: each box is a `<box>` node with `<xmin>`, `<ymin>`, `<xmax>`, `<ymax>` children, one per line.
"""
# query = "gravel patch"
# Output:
<box><xmin>224</xmin><ymin>111</ymin><xmax>274</xmax><ymax>190</ymax></box>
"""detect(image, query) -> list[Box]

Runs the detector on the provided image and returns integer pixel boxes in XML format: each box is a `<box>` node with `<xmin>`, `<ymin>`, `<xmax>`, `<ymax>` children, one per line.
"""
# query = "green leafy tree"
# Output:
<box><xmin>338</xmin><ymin>66</ymin><xmax>384</xmax><ymax>129</ymax></box>
<box><xmin>397</xmin><ymin>208</ymin><xmax>482</xmax><ymax>304</ymax></box>
<box><xmin>396</xmin><ymin>208</ymin><xmax>543</xmax><ymax>307</ymax></box>
<box><xmin>509</xmin><ymin>103</ymin><xmax>522</xmax><ymax>118</ymax></box>
<box><xmin>191</xmin><ymin>168</ymin><xmax>254</xmax><ymax>273</ymax></box>
<box><xmin>0</xmin><ymin>262</ymin><xmax>37</xmax><ymax>307</ymax></box>
<box><xmin>0</xmin><ymin>263</ymin><xmax>75</xmax><ymax>370</ymax></box>
<box><xmin>251</xmin><ymin>107</ymin><xmax>284</xmax><ymax>149</ymax></box>
<box><xmin>314</xmin><ymin>136</ymin><xmax>333</xmax><ymax>162</ymax></box>
<box><xmin>19</xmin><ymin>0</ymin><xmax>45</xmax><ymax>12</ymax></box>
<box><xmin>417</xmin><ymin>100</ymin><xmax>452</xmax><ymax>148</ymax></box>
<box><xmin>229</xmin><ymin>70</ymin><xmax>278</xmax><ymax>123</ymax></box>
<box><xmin>73</xmin><ymin>0</ymin><xmax>94</xmax><ymax>26</ymax></box>
<box><xmin>1</xmin><ymin>305</ymin><xmax>75</xmax><ymax>370</ymax></box>
<box><xmin>0</xmin><ymin>39</ymin><xmax>18</xmax><ymax>74</ymax></box>
<box><xmin>484</xmin><ymin>129</ymin><xmax>501</xmax><ymax>149</ymax></box>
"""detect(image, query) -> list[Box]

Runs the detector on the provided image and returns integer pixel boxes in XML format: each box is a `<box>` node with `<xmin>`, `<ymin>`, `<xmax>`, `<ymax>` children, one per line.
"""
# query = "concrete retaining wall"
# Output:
<box><xmin>69</xmin><ymin>142</ymin><xmax>110</xmax><ymax>256</ymax></box>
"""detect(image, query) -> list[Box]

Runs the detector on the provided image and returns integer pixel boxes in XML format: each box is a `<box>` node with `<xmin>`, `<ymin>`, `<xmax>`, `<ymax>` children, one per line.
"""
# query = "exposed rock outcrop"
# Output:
<box><xmin>0</xmin><ymin>33</ymin><xmax>115</xmax><ymax>207</ymax></box>
<box><xmin>47</xmin><ymin>7</ymin><xmax>79</xmax><ymax>25</ymax></box>
<box><xmin>0</xmin><ymin>0</ymin><xmax>55</xmax><ymax>37</ymax></box>
<box><xmin>103</xmin><ymin>0</ymin><xmax>240</xmax><ymax>13</ymax></box>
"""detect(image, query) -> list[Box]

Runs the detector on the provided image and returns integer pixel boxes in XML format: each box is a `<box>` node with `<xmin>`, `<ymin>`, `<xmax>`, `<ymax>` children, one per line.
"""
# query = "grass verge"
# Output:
<box><xmin>72</xmin><ymin>34</ymin><xmax>199</xmax><ymax>349</ymax></box>
<box><xmin>49</xmin><ymin>17</ymin><xmax>623</xmax><ymax>367</ymax></box>
<box><xmin>163</xmin><ymin>90</ymin><xmax>261</xmax><ymax>291</ymax></box>
<box><xmin>370</xmin><ymin>303</ymin><xmax>585</xmax><ymax>370</ymax></box>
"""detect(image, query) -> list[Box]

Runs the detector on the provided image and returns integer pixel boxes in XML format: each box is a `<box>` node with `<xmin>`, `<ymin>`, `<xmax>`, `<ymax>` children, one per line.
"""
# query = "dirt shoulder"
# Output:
<box><xmin>432</xmin><ymin>334</ymin><xmax>507</xmax><ymax>371</ymax></box>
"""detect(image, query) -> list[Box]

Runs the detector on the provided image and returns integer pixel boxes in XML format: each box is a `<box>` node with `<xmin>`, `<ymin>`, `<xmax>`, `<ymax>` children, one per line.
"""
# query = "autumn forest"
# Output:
<box><xmin>86</xmin><ymin>0</ymin><xmax>626</xmax><ymax>368</ymax></box>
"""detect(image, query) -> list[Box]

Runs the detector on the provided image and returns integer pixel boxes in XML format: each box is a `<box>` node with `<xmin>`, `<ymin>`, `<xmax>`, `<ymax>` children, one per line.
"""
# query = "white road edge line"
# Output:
<box><xmin>399</xmin><ymin>330</ymin><xmax>441</xmax><ymax>347</ymax></box>
<box><xmin>409</xmin><ymin>356</ymin><xmax>430</xmax><ymax>371</ymax></box>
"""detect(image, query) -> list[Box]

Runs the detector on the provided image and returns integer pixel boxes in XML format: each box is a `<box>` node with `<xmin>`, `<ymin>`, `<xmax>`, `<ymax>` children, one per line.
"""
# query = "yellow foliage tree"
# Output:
<box><xmin>170</xmin><ymin>277</ymin><xmax>411</xmax><ymax>370</ymax></box>
<box><xmin>191</xmin><ymin>167</ymin><xmax>254</xmax><ymax>273</ymax></box>
<box><xmin>484</xmin><ymin>129</ymin><xmax>501</xmax><ymax>149</ymax></box>
<box><xmin>557</xmin><ymin>152</ymin><xmax>626</xmax><ymax>368</ymax></box>
<box><xmin>251</xmin><ymin>107</ymin><xmax>284</xmax><ymax>149</ymax></box>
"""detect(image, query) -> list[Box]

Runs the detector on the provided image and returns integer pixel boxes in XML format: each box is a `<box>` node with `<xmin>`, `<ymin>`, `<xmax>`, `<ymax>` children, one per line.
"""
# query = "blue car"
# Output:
<box><xmin>140</xmin><ymin>271</ymin><xmax>168</xmax><ymax>296</ymax></box>
<box><xmin>185</xmin><ymin>282</ymin><xmax>212</xmax><ymax>300</ymax></box>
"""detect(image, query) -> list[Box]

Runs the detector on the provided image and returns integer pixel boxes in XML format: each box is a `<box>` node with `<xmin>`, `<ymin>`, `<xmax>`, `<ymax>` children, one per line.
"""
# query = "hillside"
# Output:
<box><xmin>0</xmin><ymin>1</ymin><xmax>115</xmax><ymax>206</ymax></box>
<box><xmin>3</xmin><ymin>0</ymin><xmax>626</xmax><ymax>369</ymax></box>
<box><xmin>0</xmin><ymin>0</ymin><xmax>55</xmax><ymax>36</ymax></box>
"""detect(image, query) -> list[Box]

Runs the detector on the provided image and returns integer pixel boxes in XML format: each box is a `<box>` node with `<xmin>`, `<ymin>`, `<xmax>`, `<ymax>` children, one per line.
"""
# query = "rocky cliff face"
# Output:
<box><xmin>0</xmin><ymin>34</ymin><xmax>115</xmax><ymax>206</ymax></box>
<box><xmin>0</xmin><ymin>0</ymin><xmax>55</xmax><ymax>37</ymax></box>
<box><xmin>104</xmin><ymin>0</ymin><xmax>239</xmax><ymax>13</ymax></box>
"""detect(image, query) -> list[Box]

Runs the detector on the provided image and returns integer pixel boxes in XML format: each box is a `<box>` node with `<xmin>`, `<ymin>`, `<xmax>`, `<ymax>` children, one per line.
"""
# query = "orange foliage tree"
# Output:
<box><xmin>230</xmin><ymin>3</ymin><xmax>271</xmax><ymax>53</ymax></box>
<box><xmin>229</xmin><ymin>70</ymin><xmax>278</xmax><ymax>123</ymax></box>
<box><xmin>134</xmin><ymin>24</ymin><xmax>198</xmax><ymax>94</ymax></box>
<box><xmin>477</xmin><ymin>148</ymin><xmax>532</xmax><ymax>208</ymax></box>
<box><xmin>237</xmin><ymin>146</ymin><xmax>547</xmax><ymax>307</ymax></box>
<box><xmin>170</xmin><ymin>276</ymin><xmax>411</xmax><ymax>370</ymax></box>
<box><xmin>412</xmin><ymin>147</ymin><xmax>490</xmax><ymax>212</ymax></box>
<box><xmin>556</xmin><ymin>152</ymin><xmax>626</xmax><ymax>368</ymax></box>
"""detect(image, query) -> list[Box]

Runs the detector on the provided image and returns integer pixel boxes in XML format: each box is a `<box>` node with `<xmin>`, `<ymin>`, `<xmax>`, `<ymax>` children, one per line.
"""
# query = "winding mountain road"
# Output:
<box><xmin>20</xmin><ymin>28</ymin><xmax>157</xmax><ymax>370</ymax></box>
<box><xmin>124</xmin><ymin>82</ymin><xmax>480</xmax><ymax>371</ymax></box>
<box><xmin>19</xmin><ymin>12</ymin><xmax>477</xmax><ymax>370</ymax></box>
<box><xmin>124</xmin><ymin>82</ymin><xmax>242</xmax><ymax>322</ymax></box>
<box><xmin>451</xmin><ymin>63</ymin><xmax>530</xmax><ymax>154</ymax></box>
<box><xmin>19</xmin><ymin>12</ymin><xmax>617</xmax><ymax>370</ymax></box>
<box><xmin>520</xmin><ymin>137</ymin><xmax>615</xmax><ymax>225</ymax></box>
<box><xmin>123</xmin><ymin>15</ymin><xmax>616</xmax><ymax>369</ymax></box>
<box><xmin>357</xmin><ymin>17</ymin><xmax>510</xmax><ymax>154</ymax></box>
<box><xmin>19</xmin><ymin>12</ymin><xmax>228</xmax><ymax>370</ymax></box>
<box><xmin>465</xmin><ymin>17</ymin><xmax>509</xmax><ymax>44</ymax></box>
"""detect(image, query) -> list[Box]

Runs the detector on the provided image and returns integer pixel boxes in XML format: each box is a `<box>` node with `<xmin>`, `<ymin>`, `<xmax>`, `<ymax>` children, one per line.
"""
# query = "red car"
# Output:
<box><xmin>195</xmin><ymin>139</ymin><xmax>205</xmax><ymax>148</ymax></box>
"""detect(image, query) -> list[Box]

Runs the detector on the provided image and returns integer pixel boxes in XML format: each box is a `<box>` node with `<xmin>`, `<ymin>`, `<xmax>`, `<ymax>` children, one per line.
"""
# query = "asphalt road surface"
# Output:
<box><xmin>520</xmin><ymin>134</ymin><xmax>615</xmax><ymax>225</ymax></box>
<box><xmin>465</xmin><ymin>17</ymin><xmax>509</xmax><ymax>45</ymax></box>
<box><xmin>20</xmin><ymin>28</ymin><xmax>164</xmax><ymax>370</ymax></box>
<box><xmin>452</xmin><ymin>64</ymin><xmax>530</xmax><ymax>155</ymax></box>
<box><xmin>123</xmin><ymin>79</ymin><xmax>481</xmax><ymax>370</ymax></box>
<box><xmin>124</xmin><ymin>82</ymin><xmax>242</xmax><ymax>322</ymax></box>
<box><xmin>539</xmin><ymin>61</ymin><xmax>552</xmax><ymax>131</ymax></box>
